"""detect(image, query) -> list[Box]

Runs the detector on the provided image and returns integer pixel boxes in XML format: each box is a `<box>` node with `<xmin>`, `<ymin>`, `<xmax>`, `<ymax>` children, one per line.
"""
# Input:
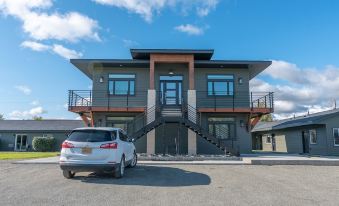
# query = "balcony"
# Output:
<box><xmin>68</xmin><ymin>90</ymin><xmax>273</xmax><ymax>115</ymax></box>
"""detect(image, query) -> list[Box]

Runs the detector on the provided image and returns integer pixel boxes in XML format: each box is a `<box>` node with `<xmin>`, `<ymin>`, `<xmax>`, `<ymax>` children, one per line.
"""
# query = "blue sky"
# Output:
<box><xmin>0</xmin><ymin>0</ymin><xmax>339</xmax><ymax>120</ymax></box>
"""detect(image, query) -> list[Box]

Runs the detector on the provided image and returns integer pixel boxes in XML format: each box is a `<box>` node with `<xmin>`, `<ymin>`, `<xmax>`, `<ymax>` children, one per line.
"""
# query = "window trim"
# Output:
<box><xmin>108</xmin><ymin>73</ymin><xmax>136</xmax><ymax>96</ymax></box>
<box><xmin>206</xmin><ymin>74</ymin><xmax>234</xmax><ymax>97</ymax></box>
<box><xmin>333</xmin><ymin>128</ymin><xmax>339</xmax><ymax>146</ymax></box>
<box><xmin>309</xmin><ymin>129</ymin><xmax>317</xmax><ymax>145</ymax></box>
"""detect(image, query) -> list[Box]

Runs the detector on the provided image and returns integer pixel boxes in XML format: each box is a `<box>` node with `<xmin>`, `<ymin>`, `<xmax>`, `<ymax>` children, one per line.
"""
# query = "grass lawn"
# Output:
<box><xmin>0</xmin><ymin>152</ymin><xmax>59</xmax><ymax>160</ymax></box>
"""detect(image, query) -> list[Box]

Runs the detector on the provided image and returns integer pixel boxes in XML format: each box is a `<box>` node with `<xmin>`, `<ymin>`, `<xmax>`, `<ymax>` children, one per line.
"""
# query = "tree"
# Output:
<box><xmin>0</xmin><ymin>114</ymin><xmax>4</xmax><ymax>120</ymax></box>
<box><xmin>260</xmin><ymin>114</ymin><xmax>273</xmax><ymax>122</ymax></box>
<box><xmin>32</xmin><ymin>116</ymin><xmax>43</xmax><ymax>121</ymax></box>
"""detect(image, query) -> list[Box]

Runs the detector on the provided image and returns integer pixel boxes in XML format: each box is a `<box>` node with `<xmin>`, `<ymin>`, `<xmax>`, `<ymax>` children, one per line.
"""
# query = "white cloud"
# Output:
<box><xmin>251</xmin><ymin>60</ymin><xmax>339</xmax><ymax>119</ymax></box>
<box><xmin>8</xmin><ymin>106</ymin><xmax>46</xmax><ymax>120</ymax></box>
<box><xmin>0</xmin><ymin>0</ymin><xmax>100</xmax><ymax>42</ymax></box>
<box><xmin>21</xmin><ymin>41</ymin><xmax>50</xmax><ymax>51</ymax></box>
<box><xmin>20</xmin><ymin>41</ymin><xmax>82</xmax><ymax>60</ymax></box>
<box><xmin>93</xmin><ymin>0</ymin><xmax>219</xmax><ymax>22</ymax></box>
<box><xmin>52</xmin><ymin>44</ymin><xmax>83</xmax><ymax>59</ymax></box>
<box><xmin>15</xmin><ymin>85</ymin><xmax>32</xmax><ymax>95</ymax></box>
<box><xmin>174</xmin><ymin>24</ymin><xmax>204</xmax><ymax>35</ymax></box>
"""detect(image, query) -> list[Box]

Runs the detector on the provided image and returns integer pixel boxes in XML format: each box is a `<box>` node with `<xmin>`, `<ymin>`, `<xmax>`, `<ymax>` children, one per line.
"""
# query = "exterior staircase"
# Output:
<box><xmin>129</xmin><ymin>104</ymin><xmax>238</xmax><ymax>155</ymax></box>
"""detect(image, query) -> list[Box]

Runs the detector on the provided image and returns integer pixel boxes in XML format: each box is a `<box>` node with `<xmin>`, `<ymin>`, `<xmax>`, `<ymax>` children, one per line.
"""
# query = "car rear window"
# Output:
<box><xmin>68</xmin><ymin>130</ymin><xmax>114</xmax><ymax>142</ymax></box>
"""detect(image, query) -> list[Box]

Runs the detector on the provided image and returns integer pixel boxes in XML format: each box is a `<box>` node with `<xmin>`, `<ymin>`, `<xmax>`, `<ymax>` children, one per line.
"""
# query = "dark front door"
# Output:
<box><xmin>302</xmin><ymin>131</ymin><xmax>310</xmax><ymax>153</ymax></box>
<box><xmin>160</xmin><ymin>80</ymin><xmax>182</xmax><ymax>106</ymax></box>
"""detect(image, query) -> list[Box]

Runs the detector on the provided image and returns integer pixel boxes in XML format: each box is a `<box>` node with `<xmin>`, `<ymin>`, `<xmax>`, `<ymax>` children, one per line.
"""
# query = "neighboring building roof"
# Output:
<box><xmin>0</xmin><ymin>120</ymin><xmax>85</xmax><ymax>132</ymax></box>
<box><xmin>130</xmin><ymin>49</ymin><xmax>214</xmax><ymax>60</ymax></box>
<box><xmin>252</xmin><ymin>109</ymin><xmax>339</xmax><ymax>132</ymax></box>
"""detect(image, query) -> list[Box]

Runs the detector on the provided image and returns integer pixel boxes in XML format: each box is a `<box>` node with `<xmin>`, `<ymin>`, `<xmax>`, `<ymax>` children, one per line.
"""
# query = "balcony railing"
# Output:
<box><xmin>68</xmin><ymin>90</ymin><xmax>273</xmax><ymax>113</ymax></box>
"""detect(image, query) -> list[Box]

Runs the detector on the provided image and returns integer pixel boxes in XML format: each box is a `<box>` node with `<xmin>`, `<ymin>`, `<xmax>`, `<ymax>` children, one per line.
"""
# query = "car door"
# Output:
<box><xmin>119</xmin><ymin>130</ymin><xmax>133</xmax><ymax>161</ymax></box>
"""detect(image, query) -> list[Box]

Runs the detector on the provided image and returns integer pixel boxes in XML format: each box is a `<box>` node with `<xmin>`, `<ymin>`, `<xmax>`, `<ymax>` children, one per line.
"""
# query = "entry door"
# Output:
<box><xmin>15</xmin><ymin>134</ymin><xmax>28</xmax><ymax>151</ymax></box>
<box><xmin>302</xmin><ymin>131</ymin><xmax>310</xmax><ymax>153</ymax></box>
<box><xmin>160</xmin><ymin>81</ymin><xmax>182</xmax><ymax>106</ymax></box>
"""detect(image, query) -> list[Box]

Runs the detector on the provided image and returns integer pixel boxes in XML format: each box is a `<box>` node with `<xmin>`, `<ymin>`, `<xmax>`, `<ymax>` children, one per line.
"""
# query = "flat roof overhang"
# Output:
<box><xmin>70</xmin><ymin>59</ymin><xmax>272</xmax><ymax>80</ymax></box>
<box><xmin>130</xmin><ymin>49</ymin><xmax>214</xmax><ymax>60</ymax></box>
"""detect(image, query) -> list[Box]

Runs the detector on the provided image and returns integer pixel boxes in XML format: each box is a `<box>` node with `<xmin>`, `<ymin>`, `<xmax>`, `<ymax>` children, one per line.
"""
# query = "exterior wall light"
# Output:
<box><xmin>168</xmin><ymin>70</ymin><xmax>174</xmax><ymax>75</ymax></box>
<box><xmin>99</xmin><ymin>76</ymin><xmax>104</xmax><ymax>83</ymax></box>
<box><xmin>238</xmin><ymin>77</ymin><xmax>243</xmax><ymax>85</ymax></box>
<box><xmin>240</xmin><ymin>120</ymin><xmax>245</xmax><ymax>127</ymax></box>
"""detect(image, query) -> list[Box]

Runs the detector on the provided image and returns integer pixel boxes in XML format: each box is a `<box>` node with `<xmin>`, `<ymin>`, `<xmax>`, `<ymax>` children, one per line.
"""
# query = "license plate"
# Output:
<box><xmin>81</xmin><ymin>147</ymin><xmax>92</xmax><ymax>154</ymax></box>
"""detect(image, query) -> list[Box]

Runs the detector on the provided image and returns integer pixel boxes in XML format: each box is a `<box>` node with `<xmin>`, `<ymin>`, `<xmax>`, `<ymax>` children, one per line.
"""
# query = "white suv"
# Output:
<box><xmin>59</xmin><ymin>127</ymin><xmax>137</xmax><ymax>179</ymax></box>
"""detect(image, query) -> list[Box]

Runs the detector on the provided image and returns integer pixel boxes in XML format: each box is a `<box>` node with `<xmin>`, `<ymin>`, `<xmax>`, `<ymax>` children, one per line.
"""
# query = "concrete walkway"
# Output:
<box><xmin>14</xmin><ymin>153</ymin><xmax>339</xmax><ymax>165</ymax></box>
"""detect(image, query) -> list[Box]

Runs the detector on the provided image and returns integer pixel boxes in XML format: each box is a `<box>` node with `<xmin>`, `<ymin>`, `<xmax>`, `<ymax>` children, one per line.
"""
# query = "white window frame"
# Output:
<box><xmin>333</xmin><ymin>128</ymin><xmax>339</xmax><ymax>146</ymax></box>
<box><xmin>14</xmin><ymin>134</ymin><xmax>28</xmax><ymax>151</ymax></box>
<box><xmin>309</xmin><ymin>129</ymin><xmax>317</xmax><ymax>144</ymax></box>
<box><xmin>264</xmin><ymin>134</ymin><xmax>272</xmax><ymax>144</ymax></box>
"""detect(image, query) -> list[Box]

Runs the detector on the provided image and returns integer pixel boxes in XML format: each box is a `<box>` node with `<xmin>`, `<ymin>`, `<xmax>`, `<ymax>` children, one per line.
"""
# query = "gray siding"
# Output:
<box><xmin>0</xmin><ymin>131</ymin><xmax>69</xmax><ymax>151</ymax></box>
<box><xmin>320</xmin><ymin>115</ymin><xmax>339</xmax><ymax>155</ymax></box>
<box><xmin>197</xmin><ymin>113</ymin><xmax>251</xmax><ymax>154</ymax></box>
<box><xmin>195</xmin><ymin>68</ymin><xmax>250</xmax><ymax>108</ymax></box>
<box><xmin>92</xmin><ymin>66</ymin><xmax>149</xmax><ymax>108</ymax></box>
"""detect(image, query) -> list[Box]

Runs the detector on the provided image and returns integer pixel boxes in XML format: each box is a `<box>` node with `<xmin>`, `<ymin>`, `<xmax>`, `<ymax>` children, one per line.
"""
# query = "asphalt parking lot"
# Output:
<box><xmin>1</xmin><ymin>161</ymin><xmax>339</xmax><ymax>206</ymax></box>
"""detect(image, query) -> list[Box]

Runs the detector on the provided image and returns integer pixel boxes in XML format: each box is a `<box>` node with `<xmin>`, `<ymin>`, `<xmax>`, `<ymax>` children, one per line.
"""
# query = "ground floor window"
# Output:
<box><xmin>106</xmin><ymin>117</ymin><xmax>134</xmax><ymax>134</ymax></box>
<box><xmin>333</xmin><ymin>128</ymin><xmax>339</xmax><ymax>146</ymax></box>
<box><xmin>208</xmin><ymin>117</ymin><xmax>235</xmax><ymax>139</ymax></box>
<box><xmin>309</xmin><ymin>129</ymin><xmax>317</xmax><ymax>144</ymax></box>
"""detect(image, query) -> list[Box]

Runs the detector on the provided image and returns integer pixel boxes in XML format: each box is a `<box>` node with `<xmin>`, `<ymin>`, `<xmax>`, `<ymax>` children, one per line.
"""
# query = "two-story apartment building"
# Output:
<box><xmin>69</xmin><ymin>49</ymin><xmax>273</xmax><ymax>155</ymax></box>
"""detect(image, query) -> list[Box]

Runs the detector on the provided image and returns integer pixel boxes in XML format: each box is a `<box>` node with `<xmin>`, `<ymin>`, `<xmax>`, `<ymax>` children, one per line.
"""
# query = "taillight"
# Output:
<box><xmin>100</xmin><ymin>142</ymin><xmax>118</xmax><ymax>149</ymax></box>
<box><xmin>62</xmin><ymin>141</ymin><xmax>74</xmax><ymax>148</ymax></box>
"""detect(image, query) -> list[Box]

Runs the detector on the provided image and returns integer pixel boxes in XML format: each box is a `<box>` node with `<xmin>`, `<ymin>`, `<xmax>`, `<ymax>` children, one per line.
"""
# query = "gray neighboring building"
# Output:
<box><xmin>252</xmin><ymin>109</ymin><xmax>339</xmax><ymax>156</ymax></box>
<box><xmin>68</xmin><ymin>49</ymin><xmax>274</xmax><ymax>155</ymax></box>
<box><xmin>0</xmin><ymin>120</ymin><xmax>84</xmax><ymax>151</ymax></box>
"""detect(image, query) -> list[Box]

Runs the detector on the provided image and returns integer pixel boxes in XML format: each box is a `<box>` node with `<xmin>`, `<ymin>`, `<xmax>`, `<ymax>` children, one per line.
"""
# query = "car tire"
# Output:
<box><xmin>63</xmin><ymin>170</ymin><xmax>75</xmax><ymax>179</ymax></box>
<box><xmin>127</xmin><ymin>152</ymin><xmax>137</xmax><ymax>168</ymax></box>
<box><xmin>114</xmin><ymin>155</ymin><xmax>125</xmax><ymax>178</ymax></box>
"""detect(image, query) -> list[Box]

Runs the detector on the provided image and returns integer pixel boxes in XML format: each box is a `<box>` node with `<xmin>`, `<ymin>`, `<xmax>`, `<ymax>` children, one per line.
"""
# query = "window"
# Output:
<box><xmin>333</xmin><ymin>128</ymin><xmax>339</xmax><ymax>146</ymax></box>
<box><xmin>119</xmin><ymin>131</ymin><xmax>128</xmax><ymax>142</ymax></box>
<box><xmin>108</xmin><ymin>74</ymin><xmax>135</xmax><ymax>95</ymax></box>
<box><xmin>68</xmin><ymin>130</ymin><xmax>113</xmax><ymax>142</ymax></box>
<box><xmin>106</xmin><ymin>117</ymin><xmax>134</xmax><ymax>133</ymax></box>
<box><xmin>208</xmin><ymin>117</ymin><xmax>235</xmax><ymax>139</ymax></box>
<box><xmin>264</xmin><ymin>135</ymin><xmax>272</xmax><ymax>144</ymax></box>
<box><xmin>43</xmin><ymin>134</ymin><xmax>53</xmax><ymax>138</ymax></box>
<box><xmin>207</xmin><ymin>74</ymin><xmax>234</xmax><ymax>96</ymax></box>
<box><xmin>309</xmin><ymin>129</ymin><xmax>317</xmax><ymax>144</ymax></box>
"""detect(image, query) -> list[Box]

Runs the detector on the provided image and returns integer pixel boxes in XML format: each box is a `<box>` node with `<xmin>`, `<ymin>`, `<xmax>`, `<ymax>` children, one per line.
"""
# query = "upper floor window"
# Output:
<box><xmin>108</xmin><ymin>74</ymin><xmax>135</xmax><ymax>95</ymax></box>
<box><xmin>333</xmin><ymin>128</ymin><xmax>339</xmax><ymax>146</ymax></box>
<box><xmin>207</xmin><ymin>75</ymin><xmax>234</xmax><ymax>96</ymax></box>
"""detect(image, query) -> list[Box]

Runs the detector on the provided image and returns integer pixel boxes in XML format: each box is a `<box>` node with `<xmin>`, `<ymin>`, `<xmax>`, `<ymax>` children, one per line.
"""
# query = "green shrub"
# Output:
<box><xmin>32</xmin><ymin>137</ymin><xmax>56</xmax><ymax>152</ymax></box>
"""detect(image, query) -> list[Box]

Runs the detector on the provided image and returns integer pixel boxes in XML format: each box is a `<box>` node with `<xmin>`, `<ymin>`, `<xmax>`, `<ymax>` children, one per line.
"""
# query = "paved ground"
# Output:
<box><xmin>1</xmin><ymin>160</ymin><xmax>339</xmax><ymax>206</ymax></box>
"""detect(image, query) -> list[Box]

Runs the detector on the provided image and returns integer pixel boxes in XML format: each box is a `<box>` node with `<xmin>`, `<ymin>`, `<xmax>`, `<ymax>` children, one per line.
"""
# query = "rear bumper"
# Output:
<box><xmin>60</xmin><ymin>162</ymin><xmax>119</xmax><ymax>172</ymax></box>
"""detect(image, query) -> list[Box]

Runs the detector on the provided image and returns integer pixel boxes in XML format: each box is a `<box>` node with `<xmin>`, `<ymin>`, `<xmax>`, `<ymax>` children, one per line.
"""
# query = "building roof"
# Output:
<box><xmin>130</xmin><ymin>49</ymin><xmax>214</xmax><ymax>60</ymax></box>
<box><xmin>0</xmin><ymin>120</ymin><xmax>85</xmax><ymax>132</ymax></box>
<box><xmin>252</xmin><ymin>108</ymin><xmax>339</xmax><ymax>132</ymax></box>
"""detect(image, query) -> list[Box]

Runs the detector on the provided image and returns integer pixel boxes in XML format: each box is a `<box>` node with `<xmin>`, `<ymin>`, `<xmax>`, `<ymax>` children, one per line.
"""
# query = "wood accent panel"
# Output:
<box><xmin>150</xmin><ymin>54</ymin><xmax>195</xmax><ymax>89</ymax></box>
<box><xmin>79</xmin><ymin>114</ymin><xmax>90</xmax><ymax>127</ymax></box>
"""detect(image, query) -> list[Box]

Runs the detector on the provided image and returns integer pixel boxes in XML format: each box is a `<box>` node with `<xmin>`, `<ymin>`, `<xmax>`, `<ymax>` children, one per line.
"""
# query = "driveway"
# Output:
<box><xmin>1</xmin><ymin>161</ymin><xmax>339</xmax><ymax>206</ymax></box>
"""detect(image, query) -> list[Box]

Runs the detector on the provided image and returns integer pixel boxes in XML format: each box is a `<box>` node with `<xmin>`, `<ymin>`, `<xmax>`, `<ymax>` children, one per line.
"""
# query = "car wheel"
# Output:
<box><xmin>63</xmin><ymin>170</ymin><xmax>75</xmax><ymax>179</ymax></box>
<box><xmin>127</xmin><ymin>152</ymin><xmax>137</xmax><ymax>168</ymax></box>
<box><xmin>114</xmin><ymin>156</ymin><xmax>125</xmax><ymax>178</ymax></box>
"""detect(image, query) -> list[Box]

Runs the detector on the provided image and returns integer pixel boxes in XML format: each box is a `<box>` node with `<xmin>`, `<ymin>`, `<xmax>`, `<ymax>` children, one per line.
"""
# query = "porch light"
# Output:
<box><xmin>240</xmin><ymin>120</ymin><xmax>245</xmax><ymax>127</ymax></box>
<box><xmin>238</xmin><ymin>77</ymin><xmax>243</xmax><ymax>85</ymax></box>
<box><xmin>99</xmin><ymin>76</ymin><xmax>104</xmax><ymax>83</ymax></box>
<box><xmin>168</xmin><ymin>70</ymin><xmax>174</xmax><ymax>75</ymax></box>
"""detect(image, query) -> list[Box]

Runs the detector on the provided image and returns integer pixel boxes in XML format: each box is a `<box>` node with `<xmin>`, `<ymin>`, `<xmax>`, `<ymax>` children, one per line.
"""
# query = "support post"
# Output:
<box><xmin>187</xmin><ymin>90</ymin><xmax>197</xmax><ymax>155</ymax></box>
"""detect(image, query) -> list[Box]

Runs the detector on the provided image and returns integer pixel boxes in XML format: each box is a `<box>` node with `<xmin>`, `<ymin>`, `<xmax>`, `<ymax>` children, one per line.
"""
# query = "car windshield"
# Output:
<box><xmin>67</xmin><ymin>130</ymin><xmax>114</xmax><ymax>142</ymax></box>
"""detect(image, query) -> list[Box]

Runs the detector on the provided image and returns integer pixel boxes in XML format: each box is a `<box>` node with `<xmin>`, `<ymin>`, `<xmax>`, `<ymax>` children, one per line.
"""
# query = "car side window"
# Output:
<box><xmin>119</xmin><ymin>131</ymin><xmax>127</xmax><ymax>142</ymax></box>
<box><xmin>111</xmin><ymin>131</ymin><xmax>117</xmax><ymax>140</ymax></box>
